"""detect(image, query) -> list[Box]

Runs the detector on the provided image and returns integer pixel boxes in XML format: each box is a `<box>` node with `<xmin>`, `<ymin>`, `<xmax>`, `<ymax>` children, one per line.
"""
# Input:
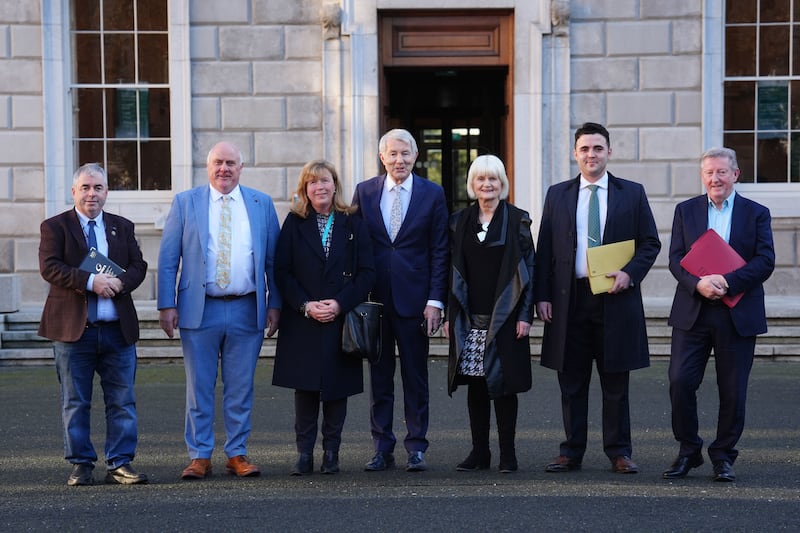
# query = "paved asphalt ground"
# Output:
<box><xmin>1</xmin><ymin>358</ymin><xmax>798</xmax><ymax>532</ymax></box>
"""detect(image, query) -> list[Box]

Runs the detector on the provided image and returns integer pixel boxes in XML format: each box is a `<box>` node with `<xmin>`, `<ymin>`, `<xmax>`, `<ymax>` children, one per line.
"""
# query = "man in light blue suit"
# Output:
<box><xmin>158</xmin><ymin>141</ymin><xmax>281</xmax><ymax>480</ymax></box>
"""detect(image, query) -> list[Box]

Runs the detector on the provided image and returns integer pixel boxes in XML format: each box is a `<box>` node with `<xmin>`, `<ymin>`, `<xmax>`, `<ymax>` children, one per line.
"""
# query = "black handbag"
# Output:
<box><xmin>341</xmin><ymin>299</ymin><xmax>383</xmax><ymax>364</ymax></box>
<box><xmin>340</xmin><ymin>217</ymin><xmax>382</xmax><ymax>363</ymax></box>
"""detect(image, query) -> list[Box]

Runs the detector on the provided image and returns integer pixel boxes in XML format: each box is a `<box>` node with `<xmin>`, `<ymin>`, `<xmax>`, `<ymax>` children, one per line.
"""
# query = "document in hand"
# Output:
<box><xmin>679</xmin><ymin>229</ymin><xmax>745</xmax><ymax>308</ymax></box>
<box><xmin>79</xmin><ymin>248</ymin><xmax>126</xmax><ymax>277</ymax></box>
<box><xmin>586</xmin><ymin>239</ymin><xmax>635</xmax><ymax>295</ymax></box>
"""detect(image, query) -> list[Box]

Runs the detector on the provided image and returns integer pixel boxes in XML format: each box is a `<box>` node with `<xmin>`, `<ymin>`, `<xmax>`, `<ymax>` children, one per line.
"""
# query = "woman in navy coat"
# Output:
<box><xmin>273</xmin><ymin>160</ymin><xmax>375</xmax><ymax>475</ymax></box>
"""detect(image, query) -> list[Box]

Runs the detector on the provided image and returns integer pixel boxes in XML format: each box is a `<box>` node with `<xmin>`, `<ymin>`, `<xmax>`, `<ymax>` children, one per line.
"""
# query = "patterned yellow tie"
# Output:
<box><xmin>216</xmin><ymin>196</ymin><xmax>232</xmax><ymax>289</ymax></box>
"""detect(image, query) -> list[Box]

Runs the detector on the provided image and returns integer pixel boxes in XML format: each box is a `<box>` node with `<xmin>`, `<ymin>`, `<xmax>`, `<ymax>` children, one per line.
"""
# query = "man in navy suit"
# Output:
<box><xmin>158</xmin><ymin>141</ymin><xmax>281</xmax><ymax>480</ymax></box>
<box><xmin>534</xmin><ymin>122</ymin><xmax>661</xmax><ymax>475</ymax></box>
<box><xmin>352</xmin><ymin>129</ymin><xmax>449</xmax><ymax>472</ymax></box>
<box><xmin>663</xmin><ymin>147</ymin><xmax>774</xmax><ymax>482</ymax></box>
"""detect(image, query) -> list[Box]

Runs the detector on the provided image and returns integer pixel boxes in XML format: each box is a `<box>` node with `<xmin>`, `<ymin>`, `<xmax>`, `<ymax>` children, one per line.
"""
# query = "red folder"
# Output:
<box><xmin>679</xmin><ymin>229</ymin><xmax>746</xmax><ymax>308</ymax></box>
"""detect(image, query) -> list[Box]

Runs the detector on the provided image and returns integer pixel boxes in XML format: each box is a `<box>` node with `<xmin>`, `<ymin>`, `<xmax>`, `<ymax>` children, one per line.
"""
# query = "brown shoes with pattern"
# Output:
<box><xmin>181</xmin><ymin>458</ymin><xmax>212</xmax><ymax>480</ymax></box>
<box><xmin>225</xmin><ymin>455</ymin><xmax>261</xmax><ymax>477</ymax></box>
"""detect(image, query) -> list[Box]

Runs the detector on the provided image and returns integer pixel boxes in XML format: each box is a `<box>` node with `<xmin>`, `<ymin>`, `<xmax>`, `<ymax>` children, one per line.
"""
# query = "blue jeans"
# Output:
<box><xmin>53</xmin><ymin>323</ymin><xmax>138</xmax><ymax>469</ymax></box>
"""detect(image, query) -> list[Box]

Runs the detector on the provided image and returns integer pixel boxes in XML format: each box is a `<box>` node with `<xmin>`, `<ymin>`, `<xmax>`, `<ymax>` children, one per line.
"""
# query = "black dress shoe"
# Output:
<box><xmin>291</xmin><ymin>453</ymin><xmax>313</xmax><ymax>476</ymax></box>
<box><xmin>406</xmin><ymin>451</ymin><xmax>427</xmax><ymax>472</ymax></box>
<box><xmin>545</xmin><ymin>455</ymin><xmax>582</xmax><ymax>473</ymax></box>
<box><xmin>67</xmin><ymin>463</ymin><xmax>94</xmax><ymax>486</ymax></box>
<box><xmin>456</xmin><ymin>449</ymin><xmax>491</xmax><ymax>471</ymax></box>
<box><xmin>321</xmin><ymin>450</ymin><xmax>339</xmax><ymax>474</ymax></box>
<box><xmin>712</xmin><ymin>460</ymin><xmax>736</xmax><ymax>482</ymax></box>
<box><xmin>105</xmin><ymin>464</ymin><xmax>148</xmax><ymax>485</ymax></box>
<box><xmin>364</xmin><ymin>451</ymin><xmax>395</xmax><ymax>472</ymax></box>
<box><xmin>662</xmin><ymin>454</ymin><xmax>704</xmax><ymax>479</ymax></box>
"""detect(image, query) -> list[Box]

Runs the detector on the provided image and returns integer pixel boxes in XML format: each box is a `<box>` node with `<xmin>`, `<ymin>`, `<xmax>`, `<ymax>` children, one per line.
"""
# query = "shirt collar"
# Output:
<box><xmin>210</xmin><ymin>184</ymin><xmax>242</xmax><ymax>202</ymax></box>
<box><xmin>708</xmin><ymin>189</ymin><xmax>736</xmax><ymax>210</ymax></box>
<box><xmin>385</xmin><ymin>174</ymin><xmax>413</xmax><ymax>193</ymax></box>
<box><xmin>580</xmin><ymin>172</ymin><xmax>608</xmax><ymax>190</ymax></box>
<box><xmin>75</xmin><ymin>208</ymin><xmax>104</xmax><ymax>227</ymax></box>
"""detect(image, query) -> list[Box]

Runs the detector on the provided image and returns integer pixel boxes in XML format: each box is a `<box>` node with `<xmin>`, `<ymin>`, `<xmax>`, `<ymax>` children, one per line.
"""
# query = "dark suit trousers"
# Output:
<box><xmin>369</xmin><ymin>300</ymin><xmax>430</xmax><ymax>453</ymax></box>
<box><xmin>558</xmin><ymin>279</ymin><xmax>632</xmax><ymax>461</ymax></box>
<box><xmin>294</xmin><ymin>390</ymin><xmax>348</xmax><ymax>454</ymax></box>
<box><xmin>669</xmin><ymin>302</ymin><xmax>756</xmax><ymax>464</ymax></box>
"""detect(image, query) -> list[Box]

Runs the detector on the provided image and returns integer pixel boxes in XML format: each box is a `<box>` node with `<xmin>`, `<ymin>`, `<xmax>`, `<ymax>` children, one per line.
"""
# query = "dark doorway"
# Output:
<box><xmin>383</xmin><ymin>67</ymin><xmax>509</xmax><ymax>213</ymax></box>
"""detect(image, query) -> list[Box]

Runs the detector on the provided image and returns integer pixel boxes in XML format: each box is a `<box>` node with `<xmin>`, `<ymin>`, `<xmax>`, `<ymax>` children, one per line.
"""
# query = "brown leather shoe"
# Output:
<box><xmin>545</xmin><ymin>455</ymin><xmax>582</xmax><ymax>473</ymax></box>
<box><xmin>181</xmin><ymin>458</ymin><xmax>212</xmax><ymax>480</ymax></box>
<box><xmin>225</xmin><ymin>455</ymin><xmax>261</xmax><ymax>477</ymax></box>
<box><xmin>612</xmin><ymin>455</ymin><xmax>639</xmax><ymax>474</ymax></box>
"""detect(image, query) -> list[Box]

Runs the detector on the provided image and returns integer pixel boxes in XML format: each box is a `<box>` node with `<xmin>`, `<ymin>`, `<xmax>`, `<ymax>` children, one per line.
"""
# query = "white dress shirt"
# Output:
<box><xmin>575</xmin><ymin>173</ymin><xmax>609</xmax><ymax>278</ymax></box>
<box><xmin>206</xmin><ymin>184</ymin><xmax>256</xmax><ymax>296</ymax></box>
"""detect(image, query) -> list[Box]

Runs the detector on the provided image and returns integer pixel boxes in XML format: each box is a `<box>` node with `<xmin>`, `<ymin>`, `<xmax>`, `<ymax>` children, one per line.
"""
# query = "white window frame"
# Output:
<box><xmin>704</xmin><ymin>0</ymin><xmax>799</xmax><ymax>218</ymax></box>
<box><xmin>42</xmin><ymin>0</ymin><xmax>191</xmax><ymax>221</ymax></box>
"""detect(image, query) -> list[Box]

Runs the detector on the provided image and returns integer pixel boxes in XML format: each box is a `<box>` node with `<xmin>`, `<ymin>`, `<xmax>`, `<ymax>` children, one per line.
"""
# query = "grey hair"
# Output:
<box><xmin>72</xmin><ymin>162</ymin><xmax>108</xmax><ymax>185</ymax></box>
<box><xmin>379</xmin><ymin>129</ymin><xmax>418</xmax><ymax>154</ymax></box>
<box><xmin>701</xmin><ymin>147</ymin><xmax>739</xmax><ymax>170</ymax></box>
<box><xmin>466</xmin><ymin>154</ymin><xmax>510</xmax><ymax>200</ymax></box>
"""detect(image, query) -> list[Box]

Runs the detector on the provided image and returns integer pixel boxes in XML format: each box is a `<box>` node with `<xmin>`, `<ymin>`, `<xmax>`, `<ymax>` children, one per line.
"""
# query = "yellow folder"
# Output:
<box><xmin>586</xmin><ymin>239</ymin><xmax>635</xmax><ymax>295</ymax></box>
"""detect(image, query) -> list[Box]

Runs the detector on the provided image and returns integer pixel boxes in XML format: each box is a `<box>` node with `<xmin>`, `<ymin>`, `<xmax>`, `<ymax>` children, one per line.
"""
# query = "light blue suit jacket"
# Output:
<box><xmin>157</xmin><ymin>184</ymin><xmax>281</xmax><ymax>330</ymax></box>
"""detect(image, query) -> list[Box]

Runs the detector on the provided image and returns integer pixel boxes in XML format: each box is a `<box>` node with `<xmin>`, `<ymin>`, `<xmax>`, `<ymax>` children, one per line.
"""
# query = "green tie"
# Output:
<box><xmin>587</xmin><ymin>184</ymin><xmax>601</xmax><ymax>248</ymax></box>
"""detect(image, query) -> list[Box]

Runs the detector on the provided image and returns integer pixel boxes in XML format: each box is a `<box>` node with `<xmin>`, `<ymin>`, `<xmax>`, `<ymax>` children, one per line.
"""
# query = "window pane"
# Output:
<box><xmin>757</xmin><ymin>81</ymin><xmax>789</xmax><ymax>130</ymax></box>
<box><xmin>140</xmin><ymin>140</ymin><xmax>171</xmax><ymax>189</ymax></box>
<box><xmin>724</xmin><ymin>133</ymin><xmax>755</xmax><ymax>182</ymax></box>
<box><xmin>75</xmin><ymin>34</ymin><xmax>102</xmax><ymax>83</ymax></box>
<box><xmin>104</xmin><ymin>0</ymin><xmax>134</xmax><ymax>31</ymax></box>
<box><xmin>148</xmin><ymin>87</ymin><xmax>170</xmax><ymax>137</ymax></box>
<box><xmin>796</xmin><ymin>0</ymin><xmax>800</xmax><ymax>22</ymax></box>
<box><xmin>138</xmin><ymin>34</ymin><xmax>169</xmax><ymax>83</ymax></box>
<box><xmin>761</xmin><ymin>0</ymin><xmax>790</xmax><ymax>22</ymax></box>
<box><xmin>757</xmin><ymin>134</ymin><xmax>789</xmax><ymax>182</ymax></box>
<box><xmin>726</xmin><ymin>26</ymin><xmax>756</xmax><ymax>76</ymax></box>
<box><xmin>72</xmin><ymin>0</ymin><xmax>100</xmax><ymax>30</ymax></box>
<box><xmin>76</xmin><ymin>140</ymin><xmax>105</xmax><ymax>167</ymax></box>
<box><xmin>105</xmin><ymin>34</ymin><xmax>135</xmax><ymax>83</ymax></box>
<box><xmin>107</xmin><ymin>141</ymin><xmax>139</xmax><ymax>190</ymax></box>
<box><xmin>760</xmin><ymin>24</ymin><xmax>790</xmax><ymax>76</ymax></box>
<box><xmin>724</xmin><ymin>81</ymin><xmax>755</xmax><ymax>130</ymax></box>
<box><xmin>75</xmin><ymin>88</ymin><xmax>106</xmax><ymax>138</ymax></box>
<box><xmin>137</xmin><ymin>0</ymin><xmax>167</xmax><ymax>31</ymax></box>
<box><xmin>111</xmin><ymin>88</ymin><xmax>148</xmax><ymax>138</ymax></box>
<box><xmin>794</xmin><ymin>25</ymin><xmax>800</xmax><ymax>74</ymax></box>
<box><xmin>726</xmin><ymin>0</ymin><xmax>756</xmax><ymax>23</ymax></box>
<box><xmin>791</xmin><ymin>132</ymin><xmax>800</xmax><ymax>180</ymax></box>
<box><xmin>791</xmin><ymin>81</ymin><xmax>800</xmax><ymax>128</ymax></box>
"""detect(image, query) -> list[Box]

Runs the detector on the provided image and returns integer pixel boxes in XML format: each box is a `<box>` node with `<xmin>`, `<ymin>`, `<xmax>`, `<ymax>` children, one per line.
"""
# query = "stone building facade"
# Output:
<box><xmin>0</xmin><ymin>0</ymin><xmax>797</xmax><ymax>313</ymax></box>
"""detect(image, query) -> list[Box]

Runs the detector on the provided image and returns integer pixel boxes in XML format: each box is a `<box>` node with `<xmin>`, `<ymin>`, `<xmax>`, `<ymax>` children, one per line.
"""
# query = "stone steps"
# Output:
<box><xmin>2</xmin><ymin>298</ymin><xmax>799</xmax><ymax>365</ymax></box>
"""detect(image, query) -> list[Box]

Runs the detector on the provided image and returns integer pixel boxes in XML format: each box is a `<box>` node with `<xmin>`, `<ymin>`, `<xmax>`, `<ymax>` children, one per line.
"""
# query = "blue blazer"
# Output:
<box><xmin>157</xmin><ymin>184</ymin><xmax>281</xmax><ymax>330</ymax></box>
<box><xmin>668</xmin><ymin>193</ymin><xmax>775</xmax><ymax>337</ymax></box>
<box><xmin>352</xmin><ymin>173</ymin><xmax>449</xmax><ymax>318</ymax></box>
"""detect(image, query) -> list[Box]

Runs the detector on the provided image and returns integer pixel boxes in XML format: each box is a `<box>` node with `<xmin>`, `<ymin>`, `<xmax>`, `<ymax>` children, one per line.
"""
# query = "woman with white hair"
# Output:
<box><xmin>443</xmin><ymin>154</ymin><xmax>536</xmax><ymax>473</ymax></box>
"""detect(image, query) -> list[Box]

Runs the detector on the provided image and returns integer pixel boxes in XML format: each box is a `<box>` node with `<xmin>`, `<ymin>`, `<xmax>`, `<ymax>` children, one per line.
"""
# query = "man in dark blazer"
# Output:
<box><xmin>352</xmin><ymin>128</ymin><xmax>449</xmax><ymax>472</ymax></box>
<box><xmin>663</xmin><ymin>147</ymin><xmax>774</xmax><ymax>482</ymax></box>
<box><xmin>534</xmin><ymin>122</ymin><xmax>661</xmax><ymax>474</ymax></box>
<box><xmin>39</xmin><ymin>163</ymin><xmax>148</xmax><ymax>486</ymax></box>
